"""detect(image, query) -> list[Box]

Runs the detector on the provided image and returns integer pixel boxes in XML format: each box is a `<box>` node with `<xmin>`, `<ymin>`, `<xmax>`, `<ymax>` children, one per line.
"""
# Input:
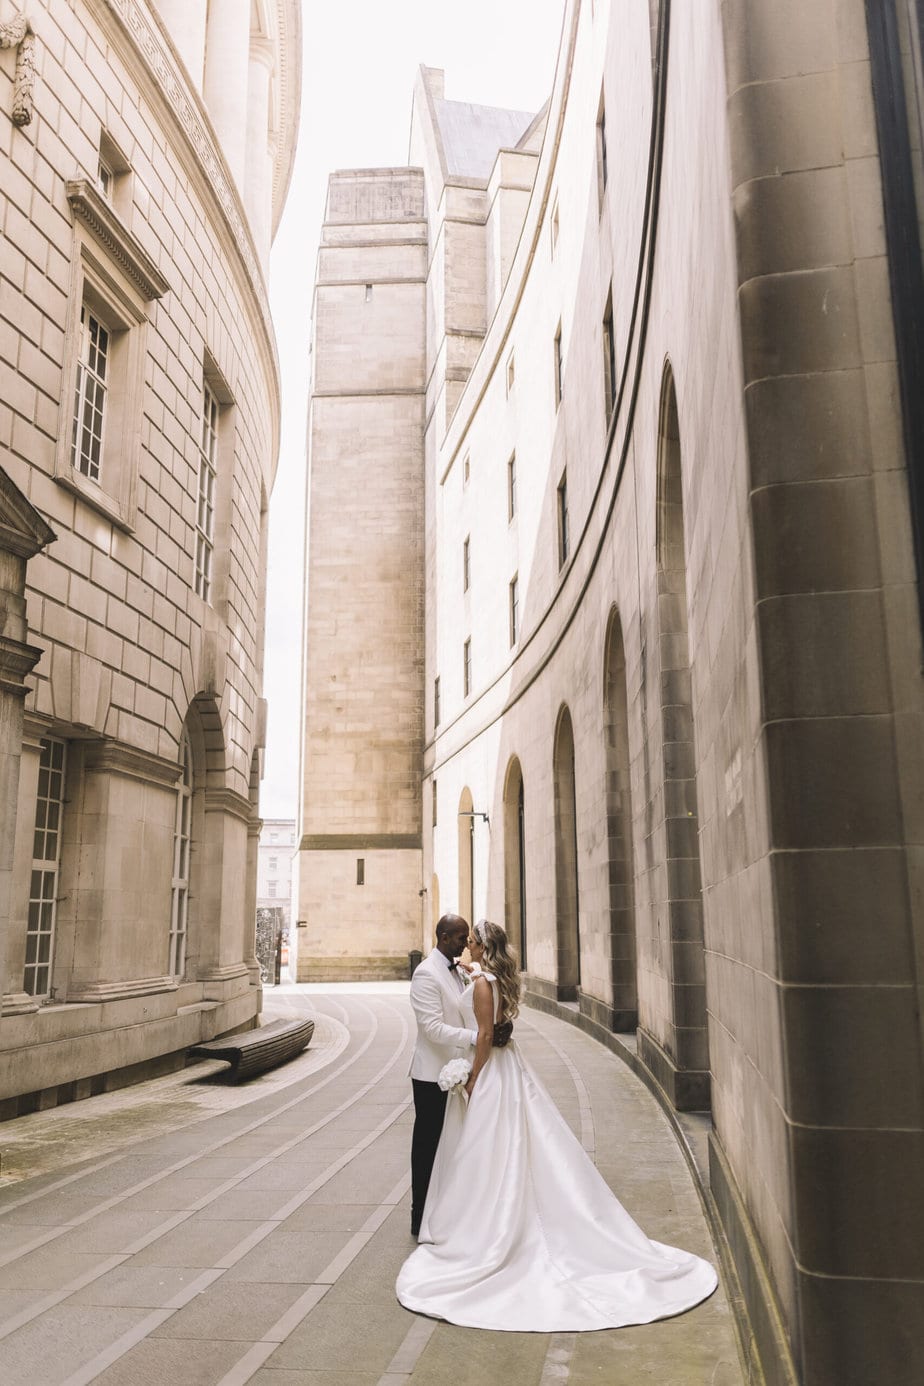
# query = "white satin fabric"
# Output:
<box><xmin>396</xmin><ymin>977</ymin><xmax>718</xmax><ymax>1332</ymax></box>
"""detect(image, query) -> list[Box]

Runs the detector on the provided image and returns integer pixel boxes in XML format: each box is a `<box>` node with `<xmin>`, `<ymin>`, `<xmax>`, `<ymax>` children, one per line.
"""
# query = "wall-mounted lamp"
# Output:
<box><xmin>458</xmin><ymin>810</ymin><xmax>490</xmax><ymax>827</ymax></box>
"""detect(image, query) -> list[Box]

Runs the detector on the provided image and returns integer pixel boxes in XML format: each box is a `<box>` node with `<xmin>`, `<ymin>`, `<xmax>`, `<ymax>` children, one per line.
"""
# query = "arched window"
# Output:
<box><xmin>503</xmin><ymin>757</ymin><xmax>527</xmax><ymax>969</ymax></box>
<box><xmin>169</xmin><ymin>727</ymin><xmax>192</xmax><ymax>977</ymax></box>
<box><xmin>553</xmin><ymin>706</ymin><xmax>580</xmax><ymax>998</ymax></box>
<box><xmin>603</xmin><ymin>608</ymin><xmax>637</xmax><ymax>1029</ymax></box>
<box><xmin>458</xmin><ymin>787</ymin><xmax>474</xmax><ymax>925</ymax></box>
<box><xmin>655</xmin><ymin>362</ymin><xmax>710</xmax><ymax>1105</ymax></box>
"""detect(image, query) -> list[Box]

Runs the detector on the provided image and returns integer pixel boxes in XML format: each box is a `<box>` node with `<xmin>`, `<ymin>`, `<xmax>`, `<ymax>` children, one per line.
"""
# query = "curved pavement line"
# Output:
<box><xmin>0</xmin><ymin>999</ymin><xmax>410</xmax><ymax>1344</ymax></box>
<box><xmin>59</xmin><ymin>1095</ymin><xmax>415</xmax><ymax>1386</ymax></box>
<box><xmin>0</xmin><ymin>997</ymin><xmax>349</xmax><ymax>1213</ymax></box>
<box><xmin>0</xmin><ymin>999</ymin><xmax>371</xmax><ymax>1262</ymax></box>
<box><xmin>517</xmin><ymin>1012</ymin><xmax>596</xmax><ymax>1158</ymax></box>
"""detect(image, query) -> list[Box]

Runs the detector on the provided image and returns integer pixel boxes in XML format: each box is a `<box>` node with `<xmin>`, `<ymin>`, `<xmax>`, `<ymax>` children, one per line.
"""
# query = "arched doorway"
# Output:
<box><xmin>603</xmin><ymin>608</ymin><xmax>638</xmax><ymax>1029</ymax></box>
<box><xmin>503</xmin><ymin>757</ymin><xmax>527</xmax><ymax>969</ymax></box>
<box><xmin>553</xmin><ymin>706</ymin><xmax>580</xmax><ymax>999</ymax></box>
<box><xmin>655</xmin><ymin>363</ymin><xmax>710</xmax><ymax>1107</ymax></box>
<box><xmin>458</xmin><ymin>787</ymin><xmax>474</xmax><ymax>925</ymax></box>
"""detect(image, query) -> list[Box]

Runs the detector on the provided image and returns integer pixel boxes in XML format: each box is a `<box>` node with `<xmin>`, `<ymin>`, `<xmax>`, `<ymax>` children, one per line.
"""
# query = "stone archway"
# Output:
<box><xmin>502</xmin><ymin>757</ymin><xmax>527</xmax><ymax>968</ymax></box>
<box><xmin>603</xmin><ymin>607</ymin><xmax>638</xmax><ymax>1030</ymax></box>
<box><xmin>653</xmin><ymin>362</ymin><xmax>710</xmax><ymax>1108</ymax></box>
<box><xmin>553</xmin><ymin>705</ymin><xmax>580</xmax><ymax>999</ymax></box>
<box><xmin>458</xmin><ymin>786</ymin><xmax>474</xmax><ymax>926</ymax></box>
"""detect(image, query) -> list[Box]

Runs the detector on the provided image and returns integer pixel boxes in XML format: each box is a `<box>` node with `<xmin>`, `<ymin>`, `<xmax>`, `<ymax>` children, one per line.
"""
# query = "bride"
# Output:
<box><xmin>396</xmin><ymin>919</ymin><xmax>718</xmax><ymax>1332</ymax></box>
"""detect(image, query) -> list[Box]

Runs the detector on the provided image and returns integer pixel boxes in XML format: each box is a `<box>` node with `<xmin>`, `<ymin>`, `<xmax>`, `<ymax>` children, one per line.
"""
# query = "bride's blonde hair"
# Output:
<box><xmin>474</xmin><ymin>919</ymin><xmax>520</xmax><ymax>1021</ymax></box>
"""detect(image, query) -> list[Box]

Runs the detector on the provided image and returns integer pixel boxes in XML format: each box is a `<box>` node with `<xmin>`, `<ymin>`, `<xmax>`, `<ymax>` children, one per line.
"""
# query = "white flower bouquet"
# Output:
<box><xmin>437</xmin><ymin>1057</ymin><xmax>471</xmax><ymax>1096</ymax></box>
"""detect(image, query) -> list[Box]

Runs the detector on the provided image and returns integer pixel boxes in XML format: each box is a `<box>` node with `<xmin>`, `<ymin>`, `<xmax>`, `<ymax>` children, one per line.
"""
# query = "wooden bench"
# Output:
<box><xmin>188</xmin><ymin>1017</ymin><xmax>314</xmax><ymax>1081</ymax></box>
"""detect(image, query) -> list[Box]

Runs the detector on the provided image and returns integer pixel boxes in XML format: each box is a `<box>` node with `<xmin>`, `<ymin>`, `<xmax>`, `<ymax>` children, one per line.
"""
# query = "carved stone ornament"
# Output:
<box><xmin>0</xmin><ymin>11</ymin><xmax>35</xmax><ymax>127</ymax></box>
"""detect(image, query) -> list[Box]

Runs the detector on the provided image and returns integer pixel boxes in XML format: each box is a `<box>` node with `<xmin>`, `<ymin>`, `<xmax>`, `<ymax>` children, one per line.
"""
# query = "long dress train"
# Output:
<box><xmin>396</xmin><ymin>975</ymin><xmax>717</xmax><ymax>1332</ymax></box>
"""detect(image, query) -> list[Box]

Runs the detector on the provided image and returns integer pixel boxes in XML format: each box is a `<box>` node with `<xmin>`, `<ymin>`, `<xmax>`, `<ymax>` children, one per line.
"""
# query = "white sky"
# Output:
<box><xmin>262</xmin><ymin>0</ymin><xmax>567</xmax><ymax>820</ymax></box>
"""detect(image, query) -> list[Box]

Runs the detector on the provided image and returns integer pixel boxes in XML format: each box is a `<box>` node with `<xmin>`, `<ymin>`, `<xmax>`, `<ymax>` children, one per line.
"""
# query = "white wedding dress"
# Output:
<box><xmin>396</xmin><ymin>974</ymin><xmax>718</xmax><ymax>1332</ymax></box>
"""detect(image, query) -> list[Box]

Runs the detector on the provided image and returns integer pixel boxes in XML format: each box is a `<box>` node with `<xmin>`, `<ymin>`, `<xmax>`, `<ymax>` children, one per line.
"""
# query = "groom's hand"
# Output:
<box><xmin>492</xmin><ymin>1021</ymin><xmax>513</xmax><ymax>1048</ymax></box>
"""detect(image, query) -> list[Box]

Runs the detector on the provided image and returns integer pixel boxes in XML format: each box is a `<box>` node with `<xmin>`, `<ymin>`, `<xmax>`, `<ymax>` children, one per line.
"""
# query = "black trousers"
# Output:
<box><xmin>410</xmin><ymin>1079</ymin><xmax>448</xmax><ymax>1229</ymax></box>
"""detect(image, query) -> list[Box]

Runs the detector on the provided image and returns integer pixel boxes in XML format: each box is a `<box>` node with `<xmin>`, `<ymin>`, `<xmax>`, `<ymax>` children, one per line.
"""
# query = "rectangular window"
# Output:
<box><xmin>603</xmin><ymin>290</ymin><xmax>617</xmax><ymax>424</ymax></box>
<box><xmin>195</xmin><ymin>381</ymin><xmax>219</xmax><ymax>601</ymax></box>
<box><xmin>509</xmin><ymin>573</ymin><xmax>519</xmax><ymax>646</ymax></box>
<box><xmin>553</xmin><ymin>322</ymin><xmax>563</xmax><ymax>409</ymax></box>
<box><xmin>269</xmin><ymin>857</ymin><xmax>278</xmax><ymax>872</ymax></box>
<box><xmin>97</xmin><ymin>157</ymin><xmax>113</xmax><ymax>199</ymax></box>
<box><xmin>71</xmin><ymin>305</ymin><xmax>110</xmax><ymax>483</ymax></box>
<box><xmin>268</xmin><ymin>880</ymin><xmax>277</xmax><ymax>897</ymax></box>
<box><xmin>25</xmin><ymin>738</ymin><xmax>66</xmax><ymax>998</ymax></box>
<box><xmin>463</xmin><ymin>535</ymin><xmax>471</xmax><ymax>592</ymax></box>
<box><xmin>356</xmin><ymin>858</ymin><xmax>365</xmax><ymax>886</ymax></box>
<box><xmin>506</xmin><ymin>352</ymin><xmax>516</xmax><ymax>394</ymax></box>
<box><xmin>596</xmin><ymin>94</ymin><xmax>608</xmax><ymax>208</ymax></box>
<box><xmin>557</xmin><ymin>472</ymin><xmax>570</xmax><ymax>567</ymax></box>
<box><xmin>432</xmin><ymin>778</ymin><xmax>438</xmax><ymax>828</ymax></box>
<box><xmin>434</xmin><ymin>675</ymin><xmax>441</xmax><ymax>728</ymax></box>
<box><xmin>508</xmin><ymin>452</ymin><xmax>517</xmax><ymax>521</ymax></box>
<box><xmin>463</xmin><ymin>638</ymin><xmax>472</xmax><ymax>697</ymax></box>
<box><xmin>270</xmin><ymin>832</ymin><xmax>279</xmax><ymax>843</ymax></box>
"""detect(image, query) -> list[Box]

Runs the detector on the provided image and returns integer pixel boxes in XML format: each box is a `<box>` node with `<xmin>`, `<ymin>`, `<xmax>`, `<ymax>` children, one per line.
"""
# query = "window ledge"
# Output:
<box><xmin>55</xmin><ymin>469</ymin><xmax>135</xmax><ymax>533</ymax></box>
<box><xmin>66</xmin><ymin>179</ymin><xmax>170</xmax><ymax>302</ymax></box>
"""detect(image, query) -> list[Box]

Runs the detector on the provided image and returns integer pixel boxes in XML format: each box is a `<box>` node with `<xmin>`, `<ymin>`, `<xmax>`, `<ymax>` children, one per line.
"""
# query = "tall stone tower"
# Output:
<box><xmin>296</xmin><ymin>170</ymin><xmax>427</xmax><ymax>979</ymax></box>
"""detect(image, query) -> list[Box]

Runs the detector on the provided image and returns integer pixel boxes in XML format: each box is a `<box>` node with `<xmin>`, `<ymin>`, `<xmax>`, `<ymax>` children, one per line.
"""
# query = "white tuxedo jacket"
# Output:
<box><xmin>408</xmin><ymin>946</ymin><xmax>478</xmax><ymax>1082</ymax></box>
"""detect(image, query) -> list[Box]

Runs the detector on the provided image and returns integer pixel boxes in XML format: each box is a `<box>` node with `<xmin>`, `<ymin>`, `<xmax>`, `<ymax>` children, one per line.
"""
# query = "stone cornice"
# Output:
<box><xmin>272</xmin><ymin>0</ymin><xmax>302</xmax><ymax>238</ymax></box>
<box><xmin>0</xmin><ymin>636</ymin><xmax>46</xmax><ymax>696</ymax></box>
<box><xmin>83</xmin><ymin>739</ymin><xmax>182</xmax><ymax>788</ymax></box>
<box><xmin>204</xmin><ymin>786</ymin><xmax>253</xmax><ymax>822</ymax></box>
<box><xmin>66</xmin><ymin>975</ymin><xmax>179</xmax><ymax>1003</ymax></box>
<box><xmin>66</xmin><ymin>179</ymin><xmax>170</xmax><ymax>302</ymax></box>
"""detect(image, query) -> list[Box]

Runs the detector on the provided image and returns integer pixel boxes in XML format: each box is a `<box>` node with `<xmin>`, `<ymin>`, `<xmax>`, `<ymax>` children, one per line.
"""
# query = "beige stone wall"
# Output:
<box><xmin>0</xmin><ymin>0</ymin><xmax>297</xmax><ymax>1108</ymax></box>
<box><xmin>296</xmin><ymin>170</ymin><xmax>427</xmax><ymax>979</ymax></box>
<box><xmin>303</xmin><ymin>1</ymin><xmax>924</xmax><ymax>1379</ymax></box>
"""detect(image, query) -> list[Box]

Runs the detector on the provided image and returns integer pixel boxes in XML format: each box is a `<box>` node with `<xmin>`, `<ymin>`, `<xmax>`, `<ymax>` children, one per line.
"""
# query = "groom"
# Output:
<box><xmin>408</xmin><ymin>913</ymin><xmax>510</xmax><ymax>1236</ymax></box>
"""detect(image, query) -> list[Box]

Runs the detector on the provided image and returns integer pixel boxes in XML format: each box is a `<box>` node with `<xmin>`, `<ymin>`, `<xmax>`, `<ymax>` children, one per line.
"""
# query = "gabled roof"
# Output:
<box><xmin>433</xmin><ymin>97</ymin><xmax>537</xmax><ymax>181</ymax></box>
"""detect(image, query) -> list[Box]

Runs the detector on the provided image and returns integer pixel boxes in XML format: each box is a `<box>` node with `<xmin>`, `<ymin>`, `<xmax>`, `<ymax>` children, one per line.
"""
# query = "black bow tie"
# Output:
<box><xmin>448</xmin><ymin>959</ymin><xmax>459</xmax><ymax>971</ymax></box>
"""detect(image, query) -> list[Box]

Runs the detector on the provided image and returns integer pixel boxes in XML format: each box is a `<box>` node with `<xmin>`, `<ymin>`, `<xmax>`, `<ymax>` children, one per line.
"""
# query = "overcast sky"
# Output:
<box><xmin>262</xmin><ymin>0</ymin><xmax>566</xmax><ymax>821</ymax></box>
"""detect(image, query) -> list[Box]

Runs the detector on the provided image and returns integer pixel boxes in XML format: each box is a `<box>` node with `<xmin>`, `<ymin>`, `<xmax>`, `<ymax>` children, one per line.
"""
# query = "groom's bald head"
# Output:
<box><xmin>436</xmin><ymin>913</ymin><xmax>467</xmax><ymax>942</ymax></box>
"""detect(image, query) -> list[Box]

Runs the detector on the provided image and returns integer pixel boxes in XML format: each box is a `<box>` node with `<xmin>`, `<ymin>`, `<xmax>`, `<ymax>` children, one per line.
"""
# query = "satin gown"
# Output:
<box><xmin>396</xmin><ymin>974</ymin><xmax>718</xmax><ymax>1332</ymax></box>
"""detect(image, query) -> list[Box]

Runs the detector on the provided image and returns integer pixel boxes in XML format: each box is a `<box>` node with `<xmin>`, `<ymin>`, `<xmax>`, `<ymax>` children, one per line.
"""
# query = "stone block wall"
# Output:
<box><xmin>0</xmin><ymin>0</ymin><xmax>297</xmax><ymax>1107</ymax></box>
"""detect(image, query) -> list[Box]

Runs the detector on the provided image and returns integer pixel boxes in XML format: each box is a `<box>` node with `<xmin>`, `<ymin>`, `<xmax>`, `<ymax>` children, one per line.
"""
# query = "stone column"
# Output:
<box><xmin>244</xmin><ymin>816</ymin><xmax>262</xmax><ymax>985</ymax></box>
<box><xmin>202</xmin><ymin>0</ymin><xmax>251</xmax><ymax>191</ymax></box>
<box><xmin>195</xmin><ymin>788</ymin><xmax>252</xmax><ymax>988</ymax></box>
<box><xmin>154</xmin><ymin>0</ymin><xmax>208</xmax><ymax>91</ymax></box>
<box><xmin>244</xmin><ymin>38</ymin><xmax>275</xmax><ymax>267</ymax></box>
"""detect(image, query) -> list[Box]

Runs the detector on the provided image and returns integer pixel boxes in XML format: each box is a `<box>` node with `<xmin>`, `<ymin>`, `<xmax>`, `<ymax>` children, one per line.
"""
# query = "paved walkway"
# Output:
<box><xmin>0</xmin><ymin>985</ymin><xmax>744</xmax><ymax>1385</ymax></box>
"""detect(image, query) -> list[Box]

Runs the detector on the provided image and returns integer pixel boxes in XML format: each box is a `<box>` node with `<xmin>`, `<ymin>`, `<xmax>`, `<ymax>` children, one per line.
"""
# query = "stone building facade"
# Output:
<box><xmin>300</xmin><ymin>1</ymin><xmax>924</xmax><ymax>1382</ymax></box>
<box><xmin>0</xmin><ymin>0</ymin><xmax>300</xmax><ymax>1111</ymax></box>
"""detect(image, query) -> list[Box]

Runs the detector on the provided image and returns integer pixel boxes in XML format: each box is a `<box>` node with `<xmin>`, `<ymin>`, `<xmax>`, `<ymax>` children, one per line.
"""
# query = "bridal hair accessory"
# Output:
<box><xmin>437</xmin><ymin>1058</ymin><xmax>471</xmax><ymax>1095</ymax></box>
<box><xmin>474</xmin><ymin>920</ymin><xmax>490</xmax><ymax>946</ymax></box>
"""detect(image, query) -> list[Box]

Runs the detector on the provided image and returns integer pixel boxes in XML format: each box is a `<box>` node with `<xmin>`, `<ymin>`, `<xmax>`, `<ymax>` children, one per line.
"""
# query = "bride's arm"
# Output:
<box><xmin>464</xmin><ymin>977</ymin><xmax>494</xmax><ymax>1096</ymax></box>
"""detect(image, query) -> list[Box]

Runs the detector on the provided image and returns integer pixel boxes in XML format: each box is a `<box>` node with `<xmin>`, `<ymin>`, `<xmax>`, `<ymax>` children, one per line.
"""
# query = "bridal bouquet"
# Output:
<box><xmin>437</xmin><ymin>1057</ymin><xmax>471</xmax><ymax>1096</ymax></box>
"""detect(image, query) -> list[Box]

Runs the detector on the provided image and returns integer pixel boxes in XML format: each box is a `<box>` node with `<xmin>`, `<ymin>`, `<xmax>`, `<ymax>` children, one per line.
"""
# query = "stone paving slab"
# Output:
<box><xmin>0</xmin><ymin>987</ymin><xmax>746</xmax><ymax>1385</ymax></box>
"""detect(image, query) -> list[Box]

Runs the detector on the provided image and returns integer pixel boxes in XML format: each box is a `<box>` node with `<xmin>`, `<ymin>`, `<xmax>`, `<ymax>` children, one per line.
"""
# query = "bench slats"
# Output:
<box><xmin>188</xmin><ymin>1017</ymin><xmax>314</xmax><ymax>1081</ymax></box>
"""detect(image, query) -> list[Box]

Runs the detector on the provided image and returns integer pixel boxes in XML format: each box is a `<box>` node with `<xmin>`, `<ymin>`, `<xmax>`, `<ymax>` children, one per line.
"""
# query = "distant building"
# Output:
<box><xmin>299</xmin><ymin>6</ymin><xmax>924</xmax><ymax>1386</ymax></box>
<box><xmin>0</xmin><ymin>0</ymin><xmax>301</xmax><ymax>1113</ymax></box>
<box><xmin>257</xmin><ymin>818</ymin><xmax>296</xmax><ymax>935</ymax></box>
